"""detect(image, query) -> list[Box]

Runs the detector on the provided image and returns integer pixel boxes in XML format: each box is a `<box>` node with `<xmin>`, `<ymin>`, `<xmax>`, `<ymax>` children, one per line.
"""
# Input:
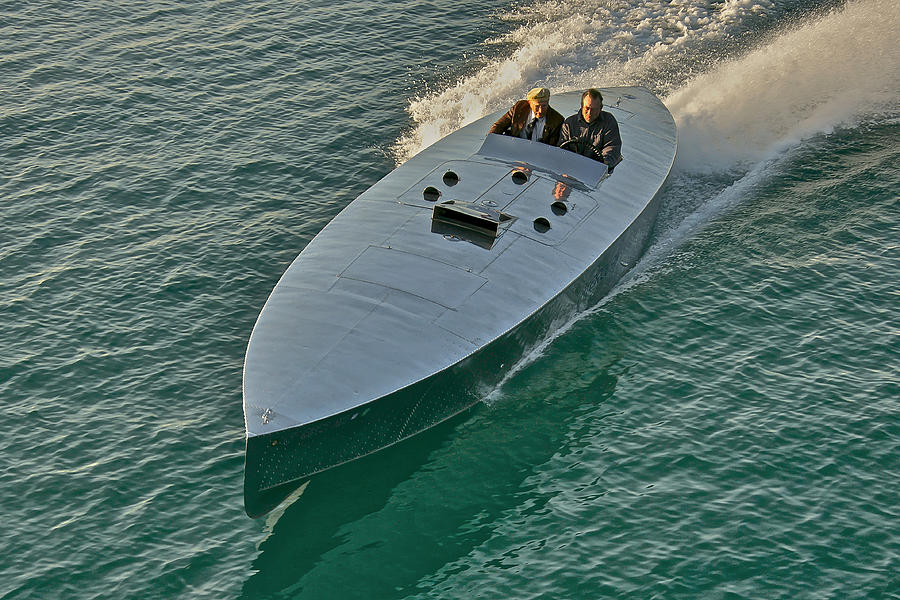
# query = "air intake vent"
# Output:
<box><xmin>432</xmin><ymin>200</ymin><xmax>512</xmax><ymax>238</ymax></box>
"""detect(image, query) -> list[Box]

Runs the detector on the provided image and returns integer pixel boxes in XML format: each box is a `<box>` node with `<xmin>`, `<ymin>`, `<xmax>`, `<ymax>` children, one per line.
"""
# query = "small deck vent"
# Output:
<box><xmin>533</xmin><ymin>217</ymin><xmax>551</xmax><ymax>233</ymax></box>
<box><xmin>511</xmin><ymin>170</ymin><xmax>529</xmax><ymax>185</ymax></box>
<box><xmin>423</xmin><ymin>186</ymin><xmax>441</xmax><ymax>202</ymax></box>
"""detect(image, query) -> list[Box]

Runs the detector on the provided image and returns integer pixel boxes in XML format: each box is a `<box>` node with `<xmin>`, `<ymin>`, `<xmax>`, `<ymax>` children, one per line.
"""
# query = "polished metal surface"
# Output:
<box><xmin>243</xmin><ymin>87</ymin><xmax>677</xmax><ymax>516</ymax></box>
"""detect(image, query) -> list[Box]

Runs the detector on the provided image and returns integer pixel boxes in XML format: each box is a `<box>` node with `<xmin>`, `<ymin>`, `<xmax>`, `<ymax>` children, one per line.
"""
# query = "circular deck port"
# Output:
<box><xmin>481</xmin><ymin>199</ymin><xmax>498</xmax><ymax>207</ymax></box>
<box><xmin>551</xmin><ymin>201</ymin><xmax>568</xmax><ymax>216</ymax></box>
<box><xmin>423</xmin><ymin>186</ymin><xmax>441</xmax><ymax>202</ymax></box>
<box><xmin>511</xmin><ymin>171</ymin><xmax>528</xmax><ymax>185</ymax></box>
<box><xmin>533</xmin><ymin>217</ymin><xmax>551</xmax><ymax>233</ymax></box>
<box><xmin>442</xmin><ymin>171</ymin><xmax>459</xmax><ymax>186</ymax></box>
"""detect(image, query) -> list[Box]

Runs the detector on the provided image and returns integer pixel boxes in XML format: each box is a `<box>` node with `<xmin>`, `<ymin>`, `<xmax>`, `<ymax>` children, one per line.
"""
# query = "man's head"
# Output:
<box><xmin>527</xmin><ymin>87</ymin><xmax>550</xmax><ymax>119</ymax></box>
<box><xmin>580</xmin><ymin>88</ymin><xmax>604</xmax><ymax>123</ymax></box>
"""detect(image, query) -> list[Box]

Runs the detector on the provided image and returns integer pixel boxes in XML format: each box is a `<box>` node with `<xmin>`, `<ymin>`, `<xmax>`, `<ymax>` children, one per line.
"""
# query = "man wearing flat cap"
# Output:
<box><xmin>489</xmin><ymin>87</ymin><xmax>564</xmax><ymax>146</ymax></box>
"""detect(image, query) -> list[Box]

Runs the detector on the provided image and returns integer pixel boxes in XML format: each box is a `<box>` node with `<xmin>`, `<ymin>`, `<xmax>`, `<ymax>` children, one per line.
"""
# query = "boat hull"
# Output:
<box><xmin>243</xmin><ymin>86</ymin><xmax>676</xmax><ymax>517</ymax></box>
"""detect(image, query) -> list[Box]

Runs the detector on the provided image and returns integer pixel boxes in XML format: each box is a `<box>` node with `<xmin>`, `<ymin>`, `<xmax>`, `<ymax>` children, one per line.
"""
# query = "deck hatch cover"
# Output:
<box><xmin>338</xmin><ymin>246</ymin><xmax>487</xmax><ymax>309</ymax></box>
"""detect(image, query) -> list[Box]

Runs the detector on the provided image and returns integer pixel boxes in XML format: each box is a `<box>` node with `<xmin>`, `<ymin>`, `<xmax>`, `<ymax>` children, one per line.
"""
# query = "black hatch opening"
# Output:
<box><xmin>431</xmin><ymin>200</ymin><xmax>514</xmax><ymax>250</ymax></box>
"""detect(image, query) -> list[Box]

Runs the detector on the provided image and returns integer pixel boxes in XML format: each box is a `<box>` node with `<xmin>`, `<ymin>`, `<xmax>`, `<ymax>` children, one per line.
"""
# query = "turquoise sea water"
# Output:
<box><xmin>1</xmin><ymin>1</ymin><xmax>898</xmax><ymax>598</ymax></box>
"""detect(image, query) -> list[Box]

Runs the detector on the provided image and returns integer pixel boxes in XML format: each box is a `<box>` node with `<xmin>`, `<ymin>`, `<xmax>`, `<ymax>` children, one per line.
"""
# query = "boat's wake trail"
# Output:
<box><xmin>667</xmin><ymin>0</ymin><xmax>899</xmax><ymax>173</ymax></box>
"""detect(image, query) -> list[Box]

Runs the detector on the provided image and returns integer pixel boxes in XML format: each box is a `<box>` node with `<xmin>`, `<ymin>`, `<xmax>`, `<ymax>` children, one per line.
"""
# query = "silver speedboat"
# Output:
<box><xmin>243</xmin><ymin>86</ymin><xmax>677</xmax><ymax>517</ymax></box>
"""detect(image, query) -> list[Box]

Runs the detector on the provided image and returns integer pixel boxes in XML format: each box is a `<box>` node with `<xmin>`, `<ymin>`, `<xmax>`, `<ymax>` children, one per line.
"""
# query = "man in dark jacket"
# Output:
<box><xmin>489</xmin><ymin>87</ymin><xmax>564</xmax><ymax>146</ymax></box>
<box><xmin>558</xmin><ymin>88</ymin><xmax>623</xmax><ymax>173</ymax></box>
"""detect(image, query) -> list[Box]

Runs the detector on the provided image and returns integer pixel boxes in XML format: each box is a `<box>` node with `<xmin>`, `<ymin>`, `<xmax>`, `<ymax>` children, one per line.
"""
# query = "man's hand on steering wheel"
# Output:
<box><xmin>559</xmin><ymin>138</ymin><xmax>603</xmax><ymax>161</ymax></box>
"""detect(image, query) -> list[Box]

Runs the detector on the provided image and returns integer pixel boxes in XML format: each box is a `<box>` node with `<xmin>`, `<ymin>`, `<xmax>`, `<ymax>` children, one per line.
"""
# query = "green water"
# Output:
<box><xmin>1</xmin><ymin>1</ymin><xmax>897</xmax><ymax>598</ymax></box>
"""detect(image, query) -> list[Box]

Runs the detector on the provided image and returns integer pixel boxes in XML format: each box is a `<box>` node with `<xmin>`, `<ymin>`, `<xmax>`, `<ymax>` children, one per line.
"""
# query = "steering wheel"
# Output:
<box><xmin>559</xmin><ymin>138</ymin><xmax>603</xmax><ymax>161</ymax></box>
